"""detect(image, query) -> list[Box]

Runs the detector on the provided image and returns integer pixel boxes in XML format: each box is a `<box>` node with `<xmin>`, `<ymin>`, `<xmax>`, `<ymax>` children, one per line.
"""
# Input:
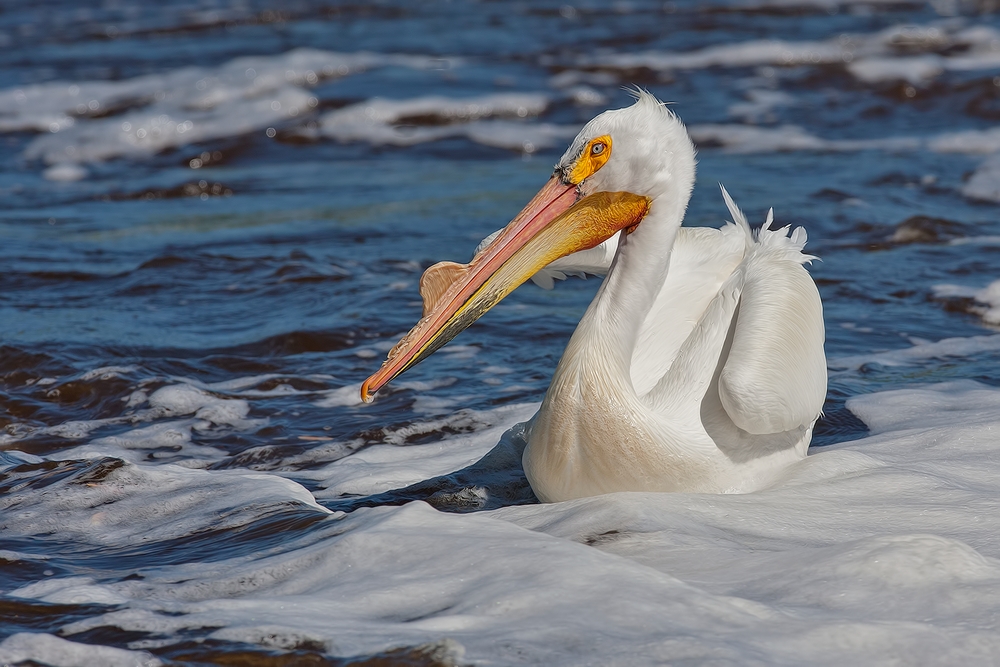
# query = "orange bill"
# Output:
<box><xmin>361</xmin><ymin>176</ymin><xmax>651</xmax><ymax>402</ymax></box>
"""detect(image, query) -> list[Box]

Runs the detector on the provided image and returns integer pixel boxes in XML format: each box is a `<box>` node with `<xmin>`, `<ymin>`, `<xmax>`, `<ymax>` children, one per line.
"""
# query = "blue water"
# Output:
<box><xmin>2</xmin><ymin>1</ymin><xmax>1000</xmax><ymax>663</ymax></box>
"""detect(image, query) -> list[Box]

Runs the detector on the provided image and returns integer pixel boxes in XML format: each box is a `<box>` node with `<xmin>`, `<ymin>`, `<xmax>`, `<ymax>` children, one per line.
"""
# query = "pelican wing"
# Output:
<box><xmin>630</xmin><ymin>225</ymin><xmax>746</xmax><ymax>397</ymax></box>
<box><xmin>716</xmin><ymin>191</ymin><xmax>827</xmax><ymax>435</ymax></box>
<box><xmin>474</xmin><ymin>228</ymin><xmax>615</xmax><ymax>290</ymax></box>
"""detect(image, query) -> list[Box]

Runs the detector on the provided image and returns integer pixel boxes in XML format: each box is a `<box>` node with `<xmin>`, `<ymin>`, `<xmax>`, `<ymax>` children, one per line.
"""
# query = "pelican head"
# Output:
<box><xmin>558</xmin><ymin>91</ymin><xmax>695</xmax><ymax>205</ymax></box>
<box><xmin>361</xmin><ymin>91</ymin><xmax>695</xmax><ymax>402</ymax></box>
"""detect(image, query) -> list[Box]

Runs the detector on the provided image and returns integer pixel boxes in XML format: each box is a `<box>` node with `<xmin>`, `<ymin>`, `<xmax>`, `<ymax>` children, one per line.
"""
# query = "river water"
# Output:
<box><xmin>2</xmin><ymin>1</ymin><xmax>1000</xmax><ymax>665</ymax></box>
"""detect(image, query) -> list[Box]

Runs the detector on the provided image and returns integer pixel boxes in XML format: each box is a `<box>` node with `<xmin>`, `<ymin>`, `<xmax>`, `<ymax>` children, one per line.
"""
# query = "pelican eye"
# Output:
<box><xmin>567</xmin><ymin>134</ymin><xmax>613</xmax><ymax>185</ymax></box>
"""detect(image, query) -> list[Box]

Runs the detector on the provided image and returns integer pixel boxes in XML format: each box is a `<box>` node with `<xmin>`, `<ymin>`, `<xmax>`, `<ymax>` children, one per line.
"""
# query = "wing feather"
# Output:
<box><xmin>717</xmin><ymin>209</ymin><xmax>826</xmax><ymax>435</ymax></box>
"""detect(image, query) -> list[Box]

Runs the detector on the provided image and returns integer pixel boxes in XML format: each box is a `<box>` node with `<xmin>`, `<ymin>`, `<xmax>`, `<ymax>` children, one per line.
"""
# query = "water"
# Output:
<box><xmin>3</xmin><ymin>1</ymin><xmax>1000</xmax><ymax>664</ymax></box>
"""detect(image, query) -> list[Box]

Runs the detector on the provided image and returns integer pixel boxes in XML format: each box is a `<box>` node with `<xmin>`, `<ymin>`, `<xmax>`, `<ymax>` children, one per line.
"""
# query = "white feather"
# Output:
<box><xmin>517</xmin><ymin>95</ymin><xmax>826</xmax><ymax>502</ymax></box>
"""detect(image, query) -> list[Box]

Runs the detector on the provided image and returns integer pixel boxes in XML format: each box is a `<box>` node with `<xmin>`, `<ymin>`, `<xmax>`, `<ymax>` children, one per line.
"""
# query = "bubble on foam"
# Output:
<box><xmin>0</xmin><ymin>632</ymin><xmax>162</xmax><ymax>667</ymax></box>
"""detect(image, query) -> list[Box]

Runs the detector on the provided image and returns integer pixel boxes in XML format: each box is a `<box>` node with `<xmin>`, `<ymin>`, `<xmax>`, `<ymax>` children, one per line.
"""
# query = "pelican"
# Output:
<box><xmin>361</xmin><ymin>91</ymin><xmax>826</xmax><ymax>502</ymax></box>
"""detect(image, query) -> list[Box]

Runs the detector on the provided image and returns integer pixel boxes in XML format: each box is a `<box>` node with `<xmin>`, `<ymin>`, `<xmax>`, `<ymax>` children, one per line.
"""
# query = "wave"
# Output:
<box><xmin>306</xmin><ymin>93</ymin><xmax>578</xmax><ymax>152</ymax></box>
<box><xmin>933</xmin><ymin>280</ymin><xmax>1000</xmax><ymax>326</ymax></box>
<box><xmin>829</xmin><ymin>332</ymin><xmax>1000</xmax><ymax>369</ymax></box>
<box><xmin>5</xmin><ymin>381</ymin><xmax>1000</xmax><ymax>663</ymax></box>
<box><xmin>4</xmin><ymin>28</ymin><xmax>999</xmax><ymax>183</ymax></box>
<box><xmin>2</xmin><ymin>48</ymin><xmax>457</xmax><ymax>175</ymax></box>
<box><xmin>574</xmin><ymin>23</ymin><xmax>1000</xmax><ymax>85</ymax></box>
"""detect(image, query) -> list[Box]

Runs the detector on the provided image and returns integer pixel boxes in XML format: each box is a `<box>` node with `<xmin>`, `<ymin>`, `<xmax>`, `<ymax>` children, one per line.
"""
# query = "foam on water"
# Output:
<box><xmin>689</xmin><ymin>123</ymin><xmax>922</xmax><ymax>153</ymax></box>
<box><xmin>5</xmin><ymin>2</ymin><xmax>1000</xmax><ymax>664</ymax></box>
<box><xmin>1</xmin><ymin>380</ymin><xmax>267</xmax><ymax>465</ymax></box>
<box><xmin>6</xmin><ymin>382</ymin><xmax>1000</xmax><ymax>664</ymax></box>
<box><xmin>577</xmin><ymin>22</ymin><xmax>1000</xmax><ymax>85</ymax></box>
<box><xmin>1</xmin><ymin>458</ymin><xmax>328</xmax><ymax>550</ymax></box>
<box><xmin>312</xmin><ymin>93</ymin><xmax>579</xmax><ymax>152</ymax></box>
<box><xmin>308</xmin><ymin>402</ymin><xmax>537</xmax><ymax>498</ymax></box>
<box><xmin>684</xmin><ymin>123</ymin><xmax>1000</xmax><ymax>205</ymax></box>
<box><xmin>0</xmin><ymin>633</ymin><xmax>161</xmax><ymax>667</ymax></box>
<box><xmin>2</xmin><ymin>49</ymin><xmax>455</xmax><ymax>170</ymax></box>
<box><xmin>689</xmin><ymin>123</ymin><xmax>1000</xmax><ymax>157</ymax></box>
<box><xmin>830</xmin><ymin>332</ymin><xmax>1000</xmax><ymax>369</ymax></box>
<box><xmin>4</xmin><ymin>24</ymin><xmax>999</xmax><ymax>191</ymax></box>
<box><xmin>933</xmin><ymin>280</ymin><xmax>1000</xmax><ymax>326</ymax></box>
<box><xmin>962</xmin><ymin>155</ymin><xmax>1000</xmax><ymax>202</ymax></box>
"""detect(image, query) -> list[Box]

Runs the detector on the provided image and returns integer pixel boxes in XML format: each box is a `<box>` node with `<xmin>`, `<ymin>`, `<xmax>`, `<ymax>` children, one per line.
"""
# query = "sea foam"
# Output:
<box><xmin>6</xmin><ymin>381</ymin><xmax>1000</xmax><ymax>664</ymax></box>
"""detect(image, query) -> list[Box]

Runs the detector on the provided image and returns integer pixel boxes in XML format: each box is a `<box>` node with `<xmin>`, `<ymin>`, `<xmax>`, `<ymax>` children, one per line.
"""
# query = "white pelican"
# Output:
<box><xmin>362</xmin><ymin>91</ymin><xmax>826</xmax><ymax>502</ymax></box>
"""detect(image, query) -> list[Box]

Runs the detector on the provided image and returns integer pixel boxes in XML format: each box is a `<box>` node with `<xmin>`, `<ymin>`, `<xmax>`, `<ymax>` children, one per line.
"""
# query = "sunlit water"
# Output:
<box><xmin>3</xmin><ymin>1</ymin><xmax>1000</xmax><ymax>665</ymax></box>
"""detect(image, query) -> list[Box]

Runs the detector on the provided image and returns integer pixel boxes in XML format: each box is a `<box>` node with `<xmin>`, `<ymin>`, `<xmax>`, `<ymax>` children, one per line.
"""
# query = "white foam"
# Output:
<box><xmin>727</xmin><ymin>89</ymin><xmax>797</xmax><ymax>122</ymax></box>
<box><xmin>950</xmin><ymin>235</ymin><xmax>1000</xmax><ymax>246</ymax></box>
<box><xmin>736</xmin><ymin>0</ymin><xmax>928</xmax><ymax>9</ymax></box>
<box><xmin>680</xmin><ymin>125</ymin><xmax>1000</xmax><ymax>208</ymax></box>
<box><xmin>0</xmin><ymin>416</ymin><xmax>120</xmax><ymax>447</ymax></box>
<box><xmin>930</xmin><ymin>128</ymin><xmax>1000</xmax><ymax>155</ymax></box>
<box><xmin>829</xmin><ymin>333</ymin><xmax>1000</xmax><ymax>370</ymax></box>
<box><xmin>42</xmin><ymin>163</ymin><xmax>88</xmax><ymax>182</ymax></box>
<box><xmin>13</xmin><ymin>576</ymin><xmax>130</xmax><ymax>606</ymax></box>
<box><xmin>315</xmin><ymin>93</ymin><xmax>577</xmax><ymax>152</ymax></box>
<box><xmin>688</xmin><ymin>123</ymin><xmax>921</xmax><ymax>153</ymax></box>
<box><xmin>311</xmin><ymin>403</ymin><xmax>537</xmax><ymax>498</ymax></box>
<box><xmin>313</xmin><ymin>383</ymin><xmax>365</xmax><ymax>408</ymax></box>
<box><xmin>0</xmin><ymin>379</ymin><xmax>275</xmax><ymax>467</ymax></box>
<box><xmin>1</xmin><ymin>460</ymin><xmax>329</xmax><ymax>551</ymax></box>
<box><xmin>4</xmin><ymin>49</ymin><xmax>456</xmax><ymax>167</ymax></box>
<box><xmin>934</xmin><ymin>280</ymin><xmax>1000</xmax><ymax>326</ymax></box>
<box><xmin>8</xmin><ymin>382</ymin><xmax>1000</xmax><ymax>663</ymax></box>
<box><xmin>846</xmin><ymin>54</ymin><xmax>945</xmax><ymax>84</ymax></box>
<box><xmin>579</xmin><ymin>23</ymin><xmax>1000</xmax><ymax>85</ymax></box>
<box><xmin>846</xmin><ymin>380</ymin><xmax>1000</xmax><ymax>434</ymax></box>
<box><xmin>582</xmin><ymin>38</ymin><xmax>851</xmax><ymax>71</ymax></box>
<box><xmin>79</xmin><ymin>365</ymin><xmax>139</xmax><ymax>381</ymax></box>
<box><xmin>0</xmin><ymin>633</ymin><xmax>161</xmax><ymax>667</ymax></box>
<box><xmin>962</xmin><ymin>155</ymin><xmax>1000</xmax><ymax>202</ymax></box>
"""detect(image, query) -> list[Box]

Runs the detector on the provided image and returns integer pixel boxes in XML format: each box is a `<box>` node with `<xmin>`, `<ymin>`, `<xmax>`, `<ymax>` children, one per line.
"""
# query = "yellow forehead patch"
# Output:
<box><xmin>567</xmin><ymin>134</ymin><xmax>612</xmax><ymax>185</ymax></box>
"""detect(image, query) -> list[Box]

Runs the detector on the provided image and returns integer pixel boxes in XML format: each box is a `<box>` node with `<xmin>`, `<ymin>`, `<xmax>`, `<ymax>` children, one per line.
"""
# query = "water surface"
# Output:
<box><xmin>3</xmin><ymin>1</ymin><xmax>1000</xmax><ymax>664</ymax></box>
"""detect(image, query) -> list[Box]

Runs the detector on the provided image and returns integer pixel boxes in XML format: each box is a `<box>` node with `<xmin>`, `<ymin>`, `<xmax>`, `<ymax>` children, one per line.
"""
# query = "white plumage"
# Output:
<box><xmin>365</xmin><ymin>91</ymin><xmax>827</xmax><ymax>502</ymax></box>
<box><xmin>519</xmin><ymin>94</ymin><xmax>825</xmax><ymax>501</ymax></box>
